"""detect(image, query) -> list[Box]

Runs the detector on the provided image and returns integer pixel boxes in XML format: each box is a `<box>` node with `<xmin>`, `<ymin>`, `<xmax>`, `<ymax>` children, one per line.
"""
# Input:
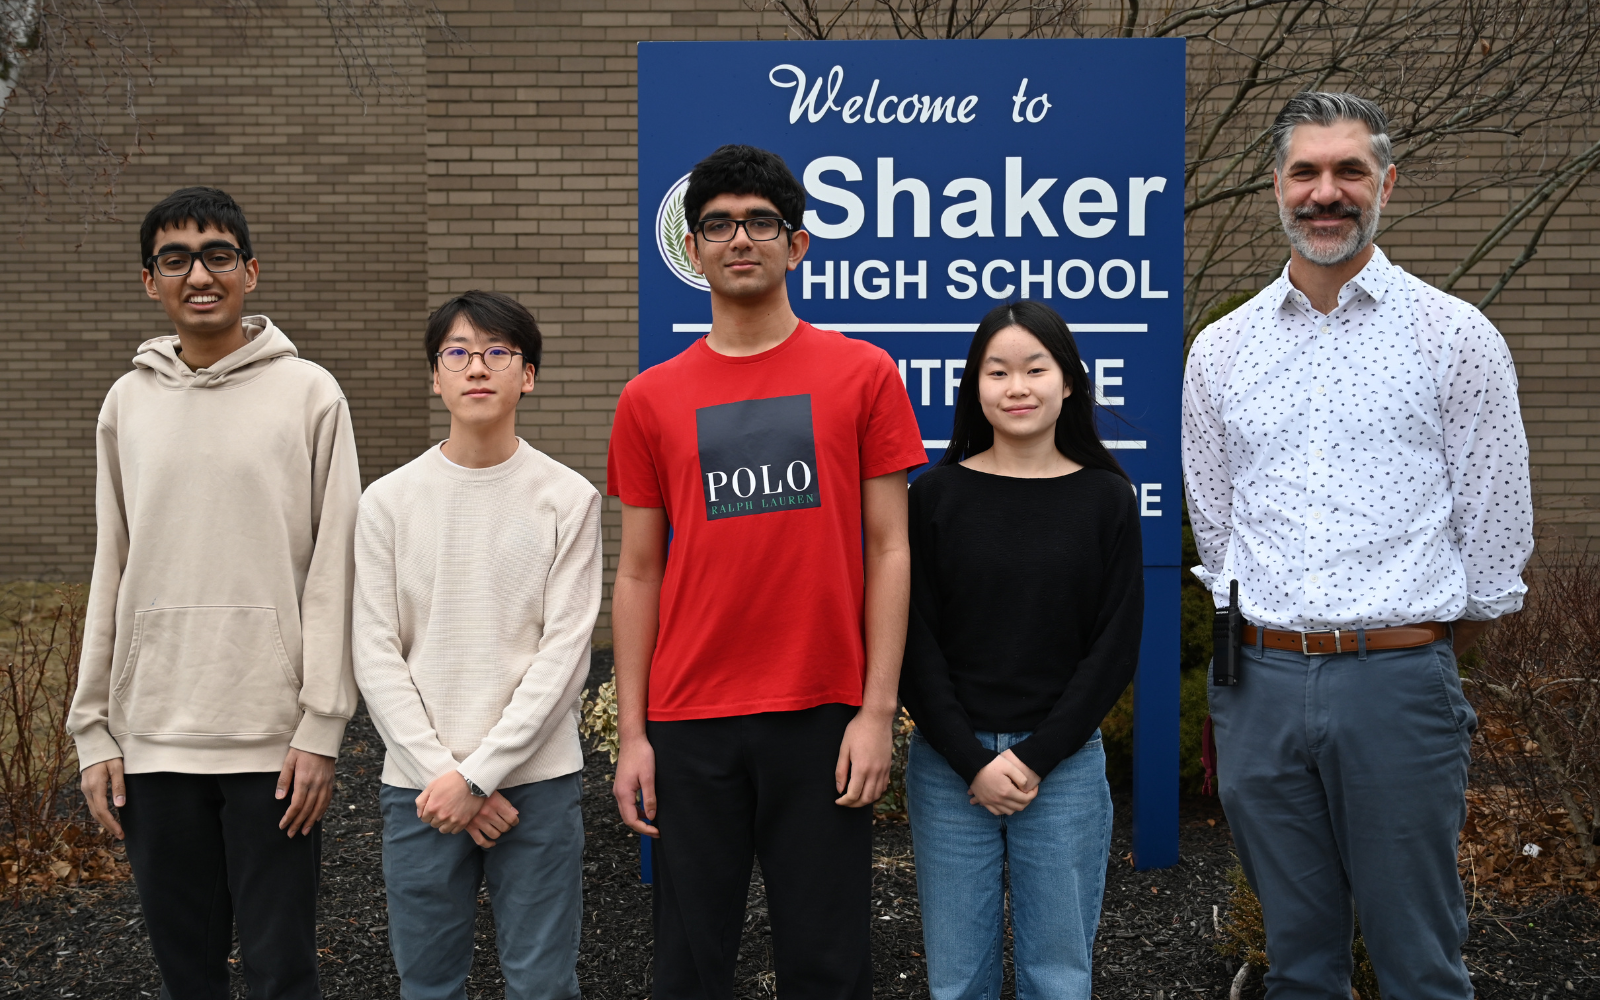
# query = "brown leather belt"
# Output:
<box><xmin>1241</xmin><ymin>622</ymin><xmax>1450</xmax><ymax>656</ymax></box>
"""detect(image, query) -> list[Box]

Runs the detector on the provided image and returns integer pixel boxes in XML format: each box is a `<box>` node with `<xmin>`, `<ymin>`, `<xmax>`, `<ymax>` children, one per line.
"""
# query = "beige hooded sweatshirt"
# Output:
<box><xmin>69</xmin><ymin>316</ymin><xmax>362</xmax><ymax>774</ymax></box>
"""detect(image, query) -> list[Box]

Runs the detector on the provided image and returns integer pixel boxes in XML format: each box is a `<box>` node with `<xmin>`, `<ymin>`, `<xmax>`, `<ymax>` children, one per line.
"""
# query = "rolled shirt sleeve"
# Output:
<box><xmin>1441</xmin><ymin>309</ymin><xmax>1533</xmax><ymax>620</ymax></box>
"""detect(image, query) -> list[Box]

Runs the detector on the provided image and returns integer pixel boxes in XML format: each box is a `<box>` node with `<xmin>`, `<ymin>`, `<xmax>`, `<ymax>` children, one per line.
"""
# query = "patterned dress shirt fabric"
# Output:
<box><xmin>1181</xmin><ymin>246</ymin><xmax>1533</xmax><ymax>631</ymax></box>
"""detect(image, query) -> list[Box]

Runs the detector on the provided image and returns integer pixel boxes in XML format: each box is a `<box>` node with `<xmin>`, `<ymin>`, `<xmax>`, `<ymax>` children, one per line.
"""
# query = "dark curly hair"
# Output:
<box><xmin>683</xmin><ymin>144</ymin><xmax>807</xmax><ymax>235</ymax></box>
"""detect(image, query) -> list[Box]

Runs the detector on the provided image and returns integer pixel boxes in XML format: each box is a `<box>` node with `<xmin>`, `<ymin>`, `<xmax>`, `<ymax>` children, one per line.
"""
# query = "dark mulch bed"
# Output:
<box><xmin>4</xmin><ymin>651</ymin><xmax>1599</xmax><ymax>997</ymax></box>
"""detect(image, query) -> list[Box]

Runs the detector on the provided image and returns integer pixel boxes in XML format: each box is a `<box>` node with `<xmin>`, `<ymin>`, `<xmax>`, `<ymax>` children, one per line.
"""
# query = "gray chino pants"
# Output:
<box><xmin>1209</xmin><ymin>637</ymin><xmax>1476</xmax><ymax>1000</ymax></box>
<box><xmin>380</xmin><ymin>772</ymin><xmax>583</xmax><ymax>1000</ymax></box>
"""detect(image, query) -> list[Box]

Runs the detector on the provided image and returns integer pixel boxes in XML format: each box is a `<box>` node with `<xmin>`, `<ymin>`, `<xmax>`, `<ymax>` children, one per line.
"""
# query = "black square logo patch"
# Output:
<box><xmin>695</xmin><ymin>394</ymin><xmax>822</xmax><ymax>521</ymax></box>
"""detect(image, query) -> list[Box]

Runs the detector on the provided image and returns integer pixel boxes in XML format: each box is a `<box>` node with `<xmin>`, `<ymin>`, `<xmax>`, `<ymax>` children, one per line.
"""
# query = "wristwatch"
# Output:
<box><xmin>461</xmin><ymin>773</ymin><xmax>488</xmax><ymax>798</ymax></box>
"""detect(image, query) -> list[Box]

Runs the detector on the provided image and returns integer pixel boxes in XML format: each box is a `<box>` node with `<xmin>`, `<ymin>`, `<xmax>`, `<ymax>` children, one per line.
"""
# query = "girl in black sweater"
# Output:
<box><xmin>900</xmin><ymin>301</ymin><xmax>1143</xmax><ymax>1000</ymax></box>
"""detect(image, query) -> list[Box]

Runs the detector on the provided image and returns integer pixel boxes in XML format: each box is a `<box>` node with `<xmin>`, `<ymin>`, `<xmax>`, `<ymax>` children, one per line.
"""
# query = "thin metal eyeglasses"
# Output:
<box><xmin>145</xmin><ymin>246</ymin><xmax>248</xmax><ymax>278</ymax></box>
<box><xmin>436</xmin><ymin>347</ymin><xmax>524</xmax><ymax>372</ymax></box>
<box><xmin>694</xmin><ymin>217</ymin><xmax>792</xmax><ymax>242</ymax></box>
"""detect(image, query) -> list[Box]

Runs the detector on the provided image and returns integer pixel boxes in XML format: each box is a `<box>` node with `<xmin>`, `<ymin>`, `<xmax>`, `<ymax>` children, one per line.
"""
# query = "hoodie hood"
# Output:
<box><xmin>132</xmin><ymin>315</ymin><xmax>298</xmax><ymax>389</ymax></box>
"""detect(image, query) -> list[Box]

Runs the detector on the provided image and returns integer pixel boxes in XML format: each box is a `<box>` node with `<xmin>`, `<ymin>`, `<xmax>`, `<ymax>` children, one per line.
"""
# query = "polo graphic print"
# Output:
<box><xmin>607</xmin><ymin>322</ymin><xmax>926</xmax><ymax>721</ymax></box>
<box><xmin>696</xmin><ymin>394</ymin><xmax>821</xmax><ymax>521</ymax></box>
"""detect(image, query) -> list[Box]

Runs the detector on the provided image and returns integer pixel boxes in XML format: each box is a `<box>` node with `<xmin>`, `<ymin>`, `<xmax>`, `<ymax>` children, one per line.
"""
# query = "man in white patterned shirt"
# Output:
<box><xmin>1182</xmin><ymin>92</ymin><xmax>1532</xmax><ymax>998</ymax></box>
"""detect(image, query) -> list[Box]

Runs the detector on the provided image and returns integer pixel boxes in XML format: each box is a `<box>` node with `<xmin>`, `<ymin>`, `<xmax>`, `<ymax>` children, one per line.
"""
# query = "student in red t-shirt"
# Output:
<box><xmin>607</xmin><ymin>144</ymin><xmax>927</xmax><ymax>999</ymax></box>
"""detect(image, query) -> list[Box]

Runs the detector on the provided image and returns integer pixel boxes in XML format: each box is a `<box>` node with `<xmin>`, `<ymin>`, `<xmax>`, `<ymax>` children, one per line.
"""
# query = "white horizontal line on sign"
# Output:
<box><xmin>923</xmin><ymin>439</ymin><xmax>1147</xmax><ymax>450</ymax></box>
<box><xmin>669</xmin><ymin>323</ymin><xmax>1149</xmax><ymax>334</ymax></box>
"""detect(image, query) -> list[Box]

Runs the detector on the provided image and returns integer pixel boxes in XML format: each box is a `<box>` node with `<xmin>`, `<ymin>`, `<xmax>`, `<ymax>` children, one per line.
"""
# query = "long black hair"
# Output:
<box><xmin>938</xmin><ymin>300</ymin><xmax>1130</xmax><ymax>481</ymax></box>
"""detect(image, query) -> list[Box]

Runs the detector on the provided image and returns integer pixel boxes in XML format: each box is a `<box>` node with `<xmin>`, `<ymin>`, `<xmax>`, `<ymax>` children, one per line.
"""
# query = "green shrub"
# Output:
<box><xmin>1102</xmin><ymin>660</ymin><xmax>1211</xmax><ymax>793</ymax></box>
<box><xmin>1102</xmin><ymin>514</ymin><xmax>1215</xmax><ymax>792</ymax></box>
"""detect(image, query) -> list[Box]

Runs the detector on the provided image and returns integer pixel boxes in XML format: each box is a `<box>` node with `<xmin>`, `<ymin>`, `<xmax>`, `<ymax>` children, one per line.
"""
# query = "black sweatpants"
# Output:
<box><xmin>647</xmin><ymin>703</ymin><xmax>872</xmax><ymax>1000</ymax></box>
<box><xmin>122</xmin><ymin>771</ymin><xmax>322</xmax><ymax>1000</ymax></box>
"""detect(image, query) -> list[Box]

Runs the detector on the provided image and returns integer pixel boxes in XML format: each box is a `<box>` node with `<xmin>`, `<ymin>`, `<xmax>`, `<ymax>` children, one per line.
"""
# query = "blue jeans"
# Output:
<box><xmin>1211</xmin><ymin>638</ymin><xmax>1475</xmax><ymax>1000</ymax></box>
<box><xmin>379</xmin><ymin>773</ymin><xmax>583</xmax><ymax>1000</ymax></box>
<box><xmin>907</xmin><ymin>729</ymin><xmax>1112</xmax><ymax>1000</ymax></box>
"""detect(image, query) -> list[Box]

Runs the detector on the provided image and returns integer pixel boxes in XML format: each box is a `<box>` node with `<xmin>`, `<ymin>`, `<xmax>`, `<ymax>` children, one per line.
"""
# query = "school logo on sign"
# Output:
<box><xmin>656</xmin><ymin>173</ymin><xmax>709</xmax><ymax>291</ymax></box>
<box><xmin>696</xmin><ymin>394</ymin><xmax>821</xmax><ymax>521</ymax></box>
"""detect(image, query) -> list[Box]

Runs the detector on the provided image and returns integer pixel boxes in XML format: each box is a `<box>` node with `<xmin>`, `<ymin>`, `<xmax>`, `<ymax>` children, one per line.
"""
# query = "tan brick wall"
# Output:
<box><xmin>1433</xmin><ymin>195</ymin><xmax>1600</xmax><ymax>544</ymax></box>
<box><xmin>2</xmin><ymin>0</ymin><xmax>1595</xmax><ymax>633</ymax></box>
<box><xmin>0</xmin><ymin>0</ymin><xmax>431</xmax><ymax>580</ymax></box>
<box><xmin>422</xmin><ymin>0</ymin><xmax>794</xmax><ymax>639</ymax></box>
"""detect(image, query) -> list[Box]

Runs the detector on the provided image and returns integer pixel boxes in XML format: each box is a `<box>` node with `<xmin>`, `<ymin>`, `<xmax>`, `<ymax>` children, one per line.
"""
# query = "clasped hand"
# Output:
<box><xmin>416</xmin><ymin>771</ymin><xmax>520</xmax><ymax>848</ymax></box>
<box><xmin>968</xmin><ymin>749</ymin><xmax>1042</xmax><ymax>816</ymax></box>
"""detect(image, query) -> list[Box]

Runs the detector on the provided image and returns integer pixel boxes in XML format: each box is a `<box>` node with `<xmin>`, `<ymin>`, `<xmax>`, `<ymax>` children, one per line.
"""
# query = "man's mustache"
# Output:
<box><xmin>1293</xmin><ymin>202</ymin><xmax>1363</xmax><ymax>222</ymax></box>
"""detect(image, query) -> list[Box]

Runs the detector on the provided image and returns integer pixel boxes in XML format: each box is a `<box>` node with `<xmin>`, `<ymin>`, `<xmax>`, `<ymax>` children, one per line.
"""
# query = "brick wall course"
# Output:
<box><xmin>2</xmin><ymin>0</ymin><xmax>1596</xmax><ymax>636</ymax></box>
<box><xmin>0</xmin><ymin>0</ymin><xmax>430</xmax><ymax>580</ymax></box>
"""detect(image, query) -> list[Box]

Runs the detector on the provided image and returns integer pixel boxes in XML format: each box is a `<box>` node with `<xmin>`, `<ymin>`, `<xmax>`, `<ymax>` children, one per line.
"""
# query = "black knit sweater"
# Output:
<box><xmin>899</xmin><ymin>463</ymin><xmax>1144</xmax><ymax>785</ymax></box>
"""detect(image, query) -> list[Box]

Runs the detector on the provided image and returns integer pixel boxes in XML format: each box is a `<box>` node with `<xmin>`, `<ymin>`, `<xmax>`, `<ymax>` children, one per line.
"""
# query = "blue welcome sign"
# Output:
<box><xmin>638</xmin><ymin>38</ymin><xmax>1186</xmax><ymax>869</ymax></box>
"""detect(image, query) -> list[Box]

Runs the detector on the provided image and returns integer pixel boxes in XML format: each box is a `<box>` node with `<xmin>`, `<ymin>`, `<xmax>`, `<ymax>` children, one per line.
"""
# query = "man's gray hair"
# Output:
<box><xmin>1270</xmin><ymin>92</ymin><xmax>1393</xmax><ymax>171</ymax></box>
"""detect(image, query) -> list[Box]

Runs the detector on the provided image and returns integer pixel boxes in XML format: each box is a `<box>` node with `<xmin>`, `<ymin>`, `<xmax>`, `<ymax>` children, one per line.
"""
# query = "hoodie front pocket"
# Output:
<box><xmin>115</xmin><ymin>606</ymin><xmax>301</xmax><ymax>737</ymax></box>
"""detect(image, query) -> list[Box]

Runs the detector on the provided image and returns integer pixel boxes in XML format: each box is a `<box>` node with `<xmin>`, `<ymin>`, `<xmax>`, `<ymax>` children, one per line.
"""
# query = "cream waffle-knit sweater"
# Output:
<box><xmin>353</xmin><ymin>440</ymin><xmax>602</xmax><ymax>792</ymax></box>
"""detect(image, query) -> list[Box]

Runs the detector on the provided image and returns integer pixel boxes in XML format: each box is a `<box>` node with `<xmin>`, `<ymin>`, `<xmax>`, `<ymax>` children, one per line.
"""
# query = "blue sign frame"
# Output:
<box><xmin>637</xmin><ymin>38</ymin><xmax>1185</xmax><ymax>869</ymax></box>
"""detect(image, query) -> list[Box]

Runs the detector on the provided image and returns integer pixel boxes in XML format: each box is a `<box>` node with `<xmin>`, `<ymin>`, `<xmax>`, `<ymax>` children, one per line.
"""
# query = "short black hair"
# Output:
<box><xmin>683</xmin><ymin>145</ymin><xmax>806</xmax><ymax>234</ymax></box>
<box><xmin>140</xmin><ymin>187</ymin><xmax>253</xmax><ymax>265</ymax></box>
<box><xmin>424</xmin><ymin>290</ymin><xmax>543</xmax><ymax>374</ymax></box>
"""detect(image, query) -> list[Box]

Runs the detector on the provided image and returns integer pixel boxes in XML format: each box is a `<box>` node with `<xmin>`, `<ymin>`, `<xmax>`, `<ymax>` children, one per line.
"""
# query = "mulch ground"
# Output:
<box><xmin>4</xmin><ymin>653</ymin><xmax>1599</xmax><ymax>998</ymax></box>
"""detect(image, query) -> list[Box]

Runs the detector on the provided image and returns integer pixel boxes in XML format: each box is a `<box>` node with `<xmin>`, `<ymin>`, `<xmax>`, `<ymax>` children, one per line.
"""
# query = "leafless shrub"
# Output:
<box><xmin>0</xmin><ymin>585</ymin><xmax>125</xmax><ymax>898</ymax></box>
<box><xmin>0</xmin><ymin>0</ymin><xmax>453</xmax><ymax>228</ymax></box>
<box><xmin>1466</xmin><ymin>541</ymin><xmax>1600</xmax><ymax>891</ymax></box>
<box><xmin>0</xmin><ymin>0</ymin><xmax>156</xmax><ymax>231</ymax></box>
<box><xmin>315</xmin><ymin>0</ymin><xmax>454</xmax><ymax>103</ymax></box>
<box><xmin>748</xmin><ymin>0</ymin><xmax>1086</xmax><ymax>40</ymax></box>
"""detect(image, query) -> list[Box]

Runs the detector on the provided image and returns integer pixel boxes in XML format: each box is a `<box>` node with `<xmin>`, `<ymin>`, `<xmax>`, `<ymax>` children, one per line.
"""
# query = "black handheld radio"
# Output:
<box><xmin>1212</xmin><ymin>579</ymin><xmax>1242</xmax><ymax>686</ymax></box>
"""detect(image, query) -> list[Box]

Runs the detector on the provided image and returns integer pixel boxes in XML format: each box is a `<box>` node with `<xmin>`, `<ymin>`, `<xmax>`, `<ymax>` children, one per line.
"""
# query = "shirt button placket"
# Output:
<box><xmin>1306</xmin><ymin>318</ymin><xmax>1334</xmax><ymax>603</ymax></box>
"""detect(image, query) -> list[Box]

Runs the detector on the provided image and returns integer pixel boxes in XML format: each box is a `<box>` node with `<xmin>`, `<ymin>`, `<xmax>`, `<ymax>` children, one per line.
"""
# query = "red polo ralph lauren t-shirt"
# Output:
<box><xmin>606</xmin><ymin>322</ymin><xmax>927</xmax><ymax>721</ymax></box>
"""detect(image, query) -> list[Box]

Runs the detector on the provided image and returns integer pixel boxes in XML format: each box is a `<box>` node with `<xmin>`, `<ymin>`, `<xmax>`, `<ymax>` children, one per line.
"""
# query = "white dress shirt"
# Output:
<box><xmin>1182</xmin><ymin>246</ymin><xmax>1533</xmax><ymax>630</ymax></box>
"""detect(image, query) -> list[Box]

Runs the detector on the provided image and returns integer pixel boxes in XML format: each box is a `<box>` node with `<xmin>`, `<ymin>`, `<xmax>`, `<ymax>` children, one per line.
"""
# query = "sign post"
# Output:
<box><xmin>638</xmin><ymin>38</ymin><xmax>1185</xmax><ymax>869</ymax></box>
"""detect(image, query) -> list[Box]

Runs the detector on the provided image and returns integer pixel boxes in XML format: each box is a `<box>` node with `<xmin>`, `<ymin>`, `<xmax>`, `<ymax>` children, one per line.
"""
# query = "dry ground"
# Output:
<box><xmin>2</xmin><ymin>654</ymin><xmax>1598</xmax><ymax>997</ymax></box>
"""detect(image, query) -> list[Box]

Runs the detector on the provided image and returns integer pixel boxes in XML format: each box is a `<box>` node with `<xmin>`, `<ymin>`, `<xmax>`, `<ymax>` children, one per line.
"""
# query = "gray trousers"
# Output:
<box><xmin>1209</xmin><ymin>637</ymin><xmax>1475</xmax><ymax>1000</ymax></box>
<box><xmin>379</xmin><ymin>773</ymin><xmax>583</xmax><ymax>1000</ymax></box>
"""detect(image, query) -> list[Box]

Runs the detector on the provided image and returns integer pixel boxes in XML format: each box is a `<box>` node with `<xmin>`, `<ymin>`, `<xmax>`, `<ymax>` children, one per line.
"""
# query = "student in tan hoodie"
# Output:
<box><xmin>68</xmin><ymin>187</ymin><xmax>361</xmax><ymax>1000</ymax></box>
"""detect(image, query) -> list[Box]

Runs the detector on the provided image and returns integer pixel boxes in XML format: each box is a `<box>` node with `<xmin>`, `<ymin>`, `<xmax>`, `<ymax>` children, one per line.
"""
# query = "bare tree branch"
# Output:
<box><xmin>0</xmin><ymin>0</ymin><xmax>155</xmax><ymax>229</ymax></box>
<box><xmin>1474</xmin><ymin>148</ymin><xmax>1600</xmax><ymax>309</ymax></box>
<box><xmin>748</xmin><ymin>0</ymin><xmax>1087</xmax><ymax>40</ymax></box>
<box><xmin>758</xmin><ymin>1</ymin><xmax>1600</xmax><ymax>332</ymax></box>
<box><xmin>316</xmin><ymin>0</ymin><xmax>456</xmax><ymax>104</ymax></box>
<box><xmin>0</xmin><ymin>0</ymin><xmax>453</xmax><ymax>227</ymax></box>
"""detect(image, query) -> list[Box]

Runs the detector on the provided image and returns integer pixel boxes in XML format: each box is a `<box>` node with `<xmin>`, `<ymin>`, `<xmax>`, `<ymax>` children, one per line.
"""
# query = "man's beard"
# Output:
<box><xmin>1280</xmin><ymin>199</ymin><xmax>1381</xmax><ymax>266</ymax></box>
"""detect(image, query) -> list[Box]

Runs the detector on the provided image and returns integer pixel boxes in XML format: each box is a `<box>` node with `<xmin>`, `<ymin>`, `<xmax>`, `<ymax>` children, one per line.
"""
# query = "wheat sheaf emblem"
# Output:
<box><xmin>657</xmin><ymin>173</ymin><xmax>710</xmax><ymax>291</ymax></box>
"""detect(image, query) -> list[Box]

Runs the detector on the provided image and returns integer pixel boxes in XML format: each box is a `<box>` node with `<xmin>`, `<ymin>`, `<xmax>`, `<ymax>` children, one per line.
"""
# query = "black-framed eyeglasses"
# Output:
<box><xmin>145</xmin><ymin>246</ymin><xmax>249</xmax><ymax>278</ymax></box>
<box><xmin>694</xmin><ymin>217</ymin><xmax>792</xmax><ymax>242</ymax></box>
<box><xmin>436</xmin><ymin>347</ymin><xmax>524</xmax><ymax>372</ymax></box>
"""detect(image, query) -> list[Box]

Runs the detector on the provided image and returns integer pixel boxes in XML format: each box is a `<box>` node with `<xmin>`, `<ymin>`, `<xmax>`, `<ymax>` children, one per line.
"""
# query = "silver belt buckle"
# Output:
<box><xmin>1301</xmin><ymin>628</ymin><xmax>1341</xmax><ymax>655</ymax></box>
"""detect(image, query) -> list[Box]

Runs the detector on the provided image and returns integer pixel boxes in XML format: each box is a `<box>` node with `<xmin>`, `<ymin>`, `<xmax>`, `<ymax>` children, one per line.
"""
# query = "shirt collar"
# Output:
<box><xmin>1270</xmin><ymin>244</ymin><xmax>1397</xmax><ymax>314</ymax></box>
